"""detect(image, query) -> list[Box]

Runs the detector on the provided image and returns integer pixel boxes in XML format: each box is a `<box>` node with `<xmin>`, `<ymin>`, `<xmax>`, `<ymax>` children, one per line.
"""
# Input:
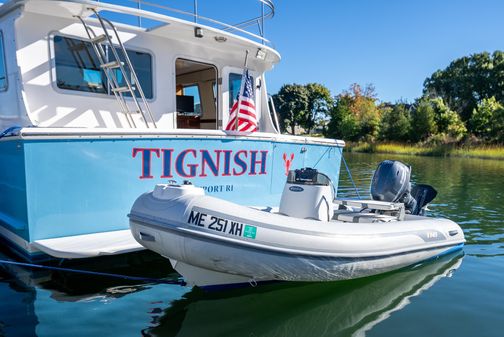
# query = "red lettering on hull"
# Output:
<box><xmin>132</xmin><ymin>148</ymin><xmax>268</xmax><ymax>179</ymax></box>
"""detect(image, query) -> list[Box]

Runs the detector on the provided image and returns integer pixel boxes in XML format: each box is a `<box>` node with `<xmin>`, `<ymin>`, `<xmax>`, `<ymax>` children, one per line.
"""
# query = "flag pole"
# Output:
<box><xmin>235</xmin><ymin>50</ymin><xmax>249</xmax><ymax>131</ymax></box>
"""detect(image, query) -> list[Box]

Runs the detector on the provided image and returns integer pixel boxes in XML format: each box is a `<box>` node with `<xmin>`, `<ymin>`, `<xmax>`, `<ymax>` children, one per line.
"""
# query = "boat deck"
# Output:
<box><xmin>32</xmin><ymin>230</ymin><xmax>144</xmax><ymax>259</ymax></box>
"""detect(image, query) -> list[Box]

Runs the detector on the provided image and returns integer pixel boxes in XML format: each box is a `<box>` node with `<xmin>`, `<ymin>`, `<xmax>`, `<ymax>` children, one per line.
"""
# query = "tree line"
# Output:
<box><xmin>273</xmin><ymin>51</ymin><xmax>504</xmax><ymax>144</ymax></box>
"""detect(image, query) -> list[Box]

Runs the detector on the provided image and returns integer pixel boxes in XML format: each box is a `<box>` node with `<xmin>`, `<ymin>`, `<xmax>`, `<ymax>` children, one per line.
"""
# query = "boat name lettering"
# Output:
<box><xmin>187</xmin><ymin>210</ymin><xmax>257</xmax><ymax>239</ymax></box>
<box><xmin>132</xmin><ymin>148</ymin><xmax>268</xmax><ymax>179</ymax></box>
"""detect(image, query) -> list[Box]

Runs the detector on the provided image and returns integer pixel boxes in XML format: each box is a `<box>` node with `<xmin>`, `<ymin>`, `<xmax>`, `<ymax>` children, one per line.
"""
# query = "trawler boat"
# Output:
<box><xmin>0</xmin><ymin>0</ymin><xmax>345</xmax><ymax>261</ymax></box>
<box><xmin>130</xmin><ymin>161</ymin><xmax>465</xmax><ymax>288</ymax></box>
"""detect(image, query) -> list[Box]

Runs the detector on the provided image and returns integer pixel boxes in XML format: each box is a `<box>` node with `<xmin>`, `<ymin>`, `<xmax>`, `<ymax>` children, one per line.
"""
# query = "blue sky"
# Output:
<box><xmin>105</xmin><ymin>0</ymin><xmax>504</xmax><ymax>102</ymax></box>
<box><xmin>262</xmin><ymin>0</ymin><xmax>504</xmax><ymax>102</ymax></box>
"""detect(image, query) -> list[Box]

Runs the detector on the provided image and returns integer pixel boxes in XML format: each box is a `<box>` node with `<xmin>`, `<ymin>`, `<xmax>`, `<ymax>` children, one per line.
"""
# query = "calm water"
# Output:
<box><xmin>1</xmin><ymin>153</ymin><xmax>503</xmax><ymax>337</ymax></box>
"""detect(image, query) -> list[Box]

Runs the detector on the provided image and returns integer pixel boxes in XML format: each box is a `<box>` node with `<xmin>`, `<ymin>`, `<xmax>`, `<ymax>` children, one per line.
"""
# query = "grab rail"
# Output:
<box><xmin>268</xmin><ymin>94</ymin><xmax>281</xmax><ymax>133</ymax></box>
<box><xmin>95</xmin><ymin>0</ymin><xmax>275</xmax><ymax>45</ymax></box>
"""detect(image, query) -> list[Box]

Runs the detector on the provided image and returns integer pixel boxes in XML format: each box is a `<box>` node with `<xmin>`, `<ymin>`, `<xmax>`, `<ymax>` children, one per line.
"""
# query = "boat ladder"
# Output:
<box><xmin>76</xmin><ymin>9</ymin><xmax>156</xmax><ymax>128</ymax></box>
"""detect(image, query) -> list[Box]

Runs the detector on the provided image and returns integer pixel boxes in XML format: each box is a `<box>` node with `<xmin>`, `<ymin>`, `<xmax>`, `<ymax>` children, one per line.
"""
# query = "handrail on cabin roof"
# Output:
<box><xmin>96</xmin><ymin>0</ymin><xmax>275</xmax><ymax>46</ymax></box>
<box><xmin>0</xmin><ymin>0</ymin><xmax>275</xmax><ymax>45</ymax></box>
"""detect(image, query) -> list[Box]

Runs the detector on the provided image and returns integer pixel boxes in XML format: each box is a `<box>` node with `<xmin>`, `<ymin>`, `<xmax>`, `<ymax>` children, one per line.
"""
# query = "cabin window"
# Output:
<box><xmin>229</xmin><ymin>72</ymin><xmax>254</xmax><ymax>108</ymax></box>
<box><xmin>0</xmin><ymin>31</ymin><xmax>7</xmax><ymax>91</ymax></box>
<box><xmin>175</xmin><ymin>59</ymin><xmax>217</xmax><ymax>129</ymax></box>
<box><xmin>53</xmin><ymin>35</ymin><xmax>153</xmax><ymax>98</ymax></box>
<box><xmin>114</xmin><ymin>49</ymin><xmax>153</xmax><ymax>99</ymax></box>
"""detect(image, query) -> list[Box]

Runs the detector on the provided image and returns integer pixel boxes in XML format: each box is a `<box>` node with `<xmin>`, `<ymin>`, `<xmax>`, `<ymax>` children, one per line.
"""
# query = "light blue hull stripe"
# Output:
<box><xmin>0</xmin><ymin>137</ymin><xmax>342</xmax><ymax>255</ymax></box>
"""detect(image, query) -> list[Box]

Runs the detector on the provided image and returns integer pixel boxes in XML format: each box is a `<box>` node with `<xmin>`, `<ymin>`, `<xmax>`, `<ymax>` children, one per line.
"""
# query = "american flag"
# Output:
<box><xmin>225</xmin><ymin>69</ymin><xmax>258</xmax><ymax>132</ymax></box>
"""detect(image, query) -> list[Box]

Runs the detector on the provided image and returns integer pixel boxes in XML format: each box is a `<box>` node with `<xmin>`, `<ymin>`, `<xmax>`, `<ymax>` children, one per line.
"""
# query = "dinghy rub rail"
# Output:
<box><xmin>129</xmin><ymin>215</ymin><xmax>465</xmax><ymax>259</ymax></box>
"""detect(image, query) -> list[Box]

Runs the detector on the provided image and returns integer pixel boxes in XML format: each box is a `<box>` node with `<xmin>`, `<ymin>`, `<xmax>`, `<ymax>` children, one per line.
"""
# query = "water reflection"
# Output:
<box><xmin>146</xmin><ymin>252</ymin><xmax>464</xmax><ymax>337</ymax></box>
<box><xmin>0</xmin><ymin>271</ymin><xmax>38</xmax><ymax>337</ymax></box>
<box><xmin>0</xmin><ymin>249</ymin><xmax>181</xmax><ymax>337</ymax></box>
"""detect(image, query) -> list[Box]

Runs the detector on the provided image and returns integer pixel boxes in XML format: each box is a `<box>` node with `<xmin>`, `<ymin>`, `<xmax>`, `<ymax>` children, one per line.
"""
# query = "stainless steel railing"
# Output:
<box><xmin>96</xmin><ymin>0</ymin><xmax>275</xmax><ymax>45</ymax></box>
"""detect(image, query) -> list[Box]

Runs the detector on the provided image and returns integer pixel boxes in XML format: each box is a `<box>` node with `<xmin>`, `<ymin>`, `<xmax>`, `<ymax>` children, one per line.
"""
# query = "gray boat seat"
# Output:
<box><xmin>333</xmin><ymin>211</ymin><xmax>398</xmax><ymax>223</ymax></box>
<box><xmin>333</xmin><ymin>199</ymin><xmax>406</xmax><ymax>222</ymax></box>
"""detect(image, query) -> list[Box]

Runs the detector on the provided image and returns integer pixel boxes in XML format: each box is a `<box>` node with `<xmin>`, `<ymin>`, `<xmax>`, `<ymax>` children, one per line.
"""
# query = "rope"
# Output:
<box><xmin>312</xmin><ymin>147</ymin><xmax>332</xmax><ymax>168</ymax></box>
<box><xmin>0</xmin><ymin>259</ymin><xmax>186</xmax><ymax>286</ymax></box>
<box><xmin>0</xmin><ymin>126</ymin><xmax>22</xmax><ymax>140</ymax></box>
<box><xmin>338</xmin><ymin>147</ymin><xmax>362</xmax><ymax>199</ymax></box>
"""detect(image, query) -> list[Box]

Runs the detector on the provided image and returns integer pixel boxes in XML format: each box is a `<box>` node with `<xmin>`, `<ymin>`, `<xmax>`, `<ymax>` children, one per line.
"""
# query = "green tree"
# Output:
<box><xmin>423</xmin><ymin>51</ymin><xmax>504</xmax><ymax>123</ymax></box>
<box><xmin>379</xmin><ymin>102</ymin><xmax>411</xmax><ymax>141</ymax></box>
<box><xmin>470</xmin><ymin>96</ymin><xmax>501</xmax><ymax>138</ymax></box>
<box><xmin>326</xmin><ymin>83</ymin><xmax>380</xmax><ymax>142</ymax></box>
<box><xmin>491</xmin><ymin>107</ymin><xmax>504</xmax><ymax>143</ymax></box>
<box><xmin>410</xmin><ymin>98</ymin><xmax>437</xmax><ymax>142</ymax></box>
<box><xmin>430</xmin><ymin>97</ymin><xmax>467</xmax><ymax>140</ymax></box>
<box><xmin>471</xmin><ymin>97</ymin><xmax>504</xmax><ymax>143</ymax></box>
<box><xmin>326</xmin><ymin>94</ymin><xmax>358</xmax><ymax>140</ymax></box>
<box><xmin>273</xmin><ymin>84</ymin><xmax>309</xmax><ymax>134</ymax></box>
<box><xmin>273</xmin><ymin>83</ymin><xmax>333</xmax><ymax>135</ymax></box>
<box><xmin>305</xmin><ymin>83</ymin><xmax>333</xmax><ymax>134</ymax></box>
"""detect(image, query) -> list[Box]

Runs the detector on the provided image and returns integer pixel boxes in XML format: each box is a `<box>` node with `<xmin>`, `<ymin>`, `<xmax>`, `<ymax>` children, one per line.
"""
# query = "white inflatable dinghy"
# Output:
<box><xmin>129</xmin><ymin>162</ymin><xmax>465</xmax><ymax>288</ymax></box>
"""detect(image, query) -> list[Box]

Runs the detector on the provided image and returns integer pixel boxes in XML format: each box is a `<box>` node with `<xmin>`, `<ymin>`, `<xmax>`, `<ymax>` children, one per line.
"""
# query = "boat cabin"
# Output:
<box><xmin>0</xmin><ymin>0</ymin><xmax>280</xmax><ymax>132</ymax></box>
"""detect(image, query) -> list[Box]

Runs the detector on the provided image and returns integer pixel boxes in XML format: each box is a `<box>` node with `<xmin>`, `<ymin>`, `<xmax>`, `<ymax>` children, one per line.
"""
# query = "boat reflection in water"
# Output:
<box><xmin>0</xmin><ymin>251</ymin><xmax>463</xmax><ymax>337</ymax></box>
<box><xmin>146</xmin><ymin>252</ymin><xmax>464</xmax><ymax>337</ymax></box>
<box><xmin>0</xmin><ymin>249</ymin><xmax>180</xmax><ymax>337</ymax></box>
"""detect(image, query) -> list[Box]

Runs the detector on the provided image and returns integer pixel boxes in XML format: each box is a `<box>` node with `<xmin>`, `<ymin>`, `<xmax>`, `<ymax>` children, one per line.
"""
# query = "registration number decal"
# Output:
<box><xmin>187</xmin><ymin>210</ymin><xmax>257</xmax><ymax>239</ymax></box>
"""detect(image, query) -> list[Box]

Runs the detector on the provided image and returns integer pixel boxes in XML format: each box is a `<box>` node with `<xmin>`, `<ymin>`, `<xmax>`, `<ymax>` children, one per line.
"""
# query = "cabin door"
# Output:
<box><xmin>175</xmin><ymin>59</ymin><xmax>217</xmax><ymax>129</ymax></box>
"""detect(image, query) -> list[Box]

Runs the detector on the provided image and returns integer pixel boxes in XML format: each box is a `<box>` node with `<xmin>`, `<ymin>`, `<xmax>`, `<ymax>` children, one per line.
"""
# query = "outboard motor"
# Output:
<box><xmin>279</xmin><ymin>168</ymin><xmax>334</xmax><ymax>221</ymax></box>
<box><xmin>371</xmin><ymin>160</ymin><xmax>417</xmax><ymax>212</ymax></box>
<box><xmin>371</xmin><ymin>160</ymin><xmax>438</xmax><ymax>215</ymax></box>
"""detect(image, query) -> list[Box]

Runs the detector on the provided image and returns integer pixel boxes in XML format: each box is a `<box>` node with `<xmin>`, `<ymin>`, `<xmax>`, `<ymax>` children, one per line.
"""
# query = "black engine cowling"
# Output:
<box><xmin>371</xmin><ymin>160</ymin><xmax>417</xmax><ymax>213</ymax></box>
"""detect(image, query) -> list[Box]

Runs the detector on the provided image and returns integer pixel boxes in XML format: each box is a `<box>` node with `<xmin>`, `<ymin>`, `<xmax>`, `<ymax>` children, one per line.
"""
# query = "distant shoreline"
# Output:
<box><xmin>344</xmin><ymin>142</ymin><xmax>504</xmax><ymax>160</ymax></box>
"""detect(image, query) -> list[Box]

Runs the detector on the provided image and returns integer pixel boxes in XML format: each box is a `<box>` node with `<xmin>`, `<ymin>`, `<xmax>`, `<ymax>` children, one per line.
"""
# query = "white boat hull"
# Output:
<box><xmin>131</xmin><ymin>221</ymin><xmax>462</xmax><ymax>287</ymax></box>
